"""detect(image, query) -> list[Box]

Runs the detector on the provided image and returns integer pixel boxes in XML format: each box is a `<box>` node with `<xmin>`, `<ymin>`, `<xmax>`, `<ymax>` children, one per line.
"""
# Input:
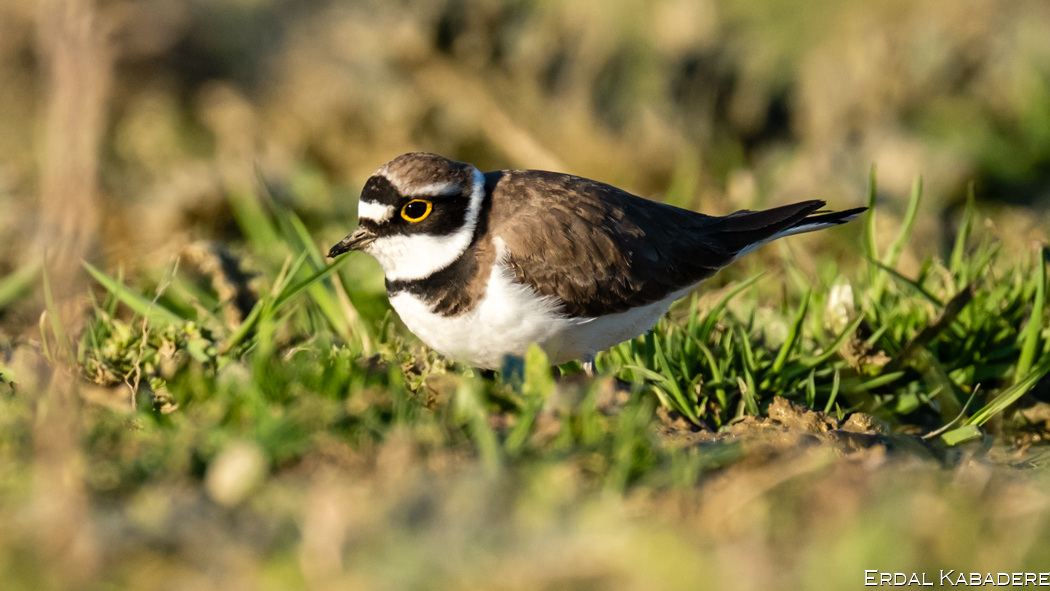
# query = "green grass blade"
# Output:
<box><xmin>828</xmin><ymin>371</ymin><xmax>906</xmax><ymax>394</ymax></box>
<box><xmin>940</xmin><ymin>424</ymin><xmax>982</xmax><ymax>446</ymax></box>
<box><xmin>279</xmin><ymin>209</ymin><xmax>355</xmax><ymax>336</ymax></box>
<box><xmin>455</xmin><ymin>376</ymin><xmax>502</xmax><ymax>475</ymax></box>
<box><xmin>272</xmin><ymin>251</ymin><xmax>310</xmax><ymax>298</ymax></box>
<box><xmin>890</xmin><ymin>282</ymin><xmax>975</xmax><ymax>368</ymax></box>
<box><xmin>949</xmin><ymin>182</ymin><xmax>976</xmax><ymax>280</ymax></box>
<box><xmin>788</xmin><ymin>313</ymin><xmax>865</xmax><ymax>378</ymax></box>
<box><xmin>41</xmin><ymin>265</ymin><xmax>73</xmax><ymax>364</ymax></box>
<box><xmin>698</xmin><ymin>273</ymin><xmax>764</xmax><ymax>341</ymax></box>
<box><xmin>83</xmin><ymin>261</ymin><xmax>184</xmax><ymax>325</ymax></box>
<box><xmin>736</xmin><ymin>324</ymin><xmax>757</xmax><ymax>375</ymax></box>
<box><xmin>805</xmin><ymin>369</ymin><xmax>817</xmax><ymax>408</ymax></box>
<box><xmin>505</xmin><ymin>345</ymin><xmax>553</xmax><ymax>454</ymax></box>
<box><xmin>650</xmin><ymin>332</ymin><xmax>699</xmax><ymax>422</ymax></box>
<box><xmin>229</xmin><ymin>189</ymin><xmax>281</xmax><ymax>257</ymax></box>
<box><xmin>967</xmin><ymin>354</ymin><xmax>1050</xmax><ymax>426</ymax></box>
<box><xmin>738</xmin><ymin>377</ymin><xmax>759</xmax><ymax>416</ymax></box>
<box><xmin>695</xmin><ymin>340</ymin><xmax>727</xmax><ymax>421</ymax></box>
<box><xmin>283</xmin><ymin>208</ymin><xmax>326</xmax><ymax>266</ymax></box>
<box><xmin>870</xmin><ymin>175</ymin><xmax>921</xmax><ymax>302</ymax></box>
<box><xmin>605</xmin><ymin>397</ymin><xmax>654</xmax><ymax>494</ymax></box>
<box><xmin>1015</xmin><ymin>247</ymin><xmax>1046</xmax><ymax>382</ymax></box>
<box><xmin>219</xmin><ymin>301</ymin><xmax>264</xmax><ymax>355</ymax></box>
<box><xmin>0</xmin><ymin>259</ymin><xmax>40</xmax><ymax>310</ymax></box>
<box><xmin>105</xmin><ymin>266</ymin><xmax>123</xmax><ymax>318</ymax></box>
<box><xmin>272</xmin><ymin>252</ymin><xmax>352</xmax><ymax>312</ymax></box>
<box><xmin>772</xmin><ymin>290</ymin><xmax>810</xmax><ymax>374</ymax></box>
<box><xmin>883</xmin><ymin>175</ymin><xmax>922</xmax><ymax>270</ymax></box>
<box><xmin>866</xmin><ymin>258</ymin><xmax>943</xmax><ymax>307</ymax></box>
<box><xmin>864</xmin><ymin>165</ymin><xmax>879</xmax><ymax>263</ymax></box>
<box><xmin>823</xmin><ymin>368</ymin><xmax>841</xmax><ymax>414</ymax></box>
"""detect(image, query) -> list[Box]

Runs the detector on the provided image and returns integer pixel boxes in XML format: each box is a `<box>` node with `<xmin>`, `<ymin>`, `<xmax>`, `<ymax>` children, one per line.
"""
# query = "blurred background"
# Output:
<box><xmin>4</xmin><ymin>1</ymin><xmax>1050</xmax><ymax>589</ymax></box>
<box><xmin>4</xmin><ymin>0</ymin><xmax>1050</xmax><ymax>309</ymax></box>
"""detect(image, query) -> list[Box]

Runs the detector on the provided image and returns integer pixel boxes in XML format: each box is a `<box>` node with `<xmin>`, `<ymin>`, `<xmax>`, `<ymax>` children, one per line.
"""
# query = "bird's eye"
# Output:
<box><xmin>401</xmin><ymin>199</ymin><xmax>432</xmax><ymax>222</ymax></box>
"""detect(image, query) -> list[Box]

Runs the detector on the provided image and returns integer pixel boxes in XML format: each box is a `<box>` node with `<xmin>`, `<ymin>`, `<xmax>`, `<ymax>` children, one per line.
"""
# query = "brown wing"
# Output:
<box><xmin>485</xmin><ymin>169</ymin><xmax>833</xmax><ymax>318</ymax></box>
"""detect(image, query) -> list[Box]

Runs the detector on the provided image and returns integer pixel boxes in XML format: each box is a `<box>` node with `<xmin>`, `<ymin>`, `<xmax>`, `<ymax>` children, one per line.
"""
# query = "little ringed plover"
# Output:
<box><xmin>329</xmin><ymin>152</ymin><xmax>865</xmax><ymax>373</ymax></box>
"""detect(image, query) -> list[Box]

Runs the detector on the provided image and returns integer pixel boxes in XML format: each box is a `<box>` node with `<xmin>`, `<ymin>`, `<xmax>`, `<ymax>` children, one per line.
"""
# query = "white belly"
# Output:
<box><xmin>388</xmin><ymin>261</ymin><xmax>691</xmax><ymax>369</ymax></box>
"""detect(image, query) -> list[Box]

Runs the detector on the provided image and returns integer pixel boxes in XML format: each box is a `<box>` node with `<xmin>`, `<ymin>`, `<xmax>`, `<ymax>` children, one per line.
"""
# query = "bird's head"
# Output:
<box><xmin>328</xmin><ymin>152</ymin><xmax>486</xmax><ymax>281</ymax></box>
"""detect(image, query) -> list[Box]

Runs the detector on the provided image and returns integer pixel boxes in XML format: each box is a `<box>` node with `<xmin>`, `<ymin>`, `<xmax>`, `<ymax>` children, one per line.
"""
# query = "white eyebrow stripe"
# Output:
<box><xmin>358</xmin><ymin>200</ymin><xmax>396</xmax><ymax>223</ymax></box>
<box><xmin>407</xmin><ymin>182</ymin><xmax>461</xmax><ymax>197</ymax></box>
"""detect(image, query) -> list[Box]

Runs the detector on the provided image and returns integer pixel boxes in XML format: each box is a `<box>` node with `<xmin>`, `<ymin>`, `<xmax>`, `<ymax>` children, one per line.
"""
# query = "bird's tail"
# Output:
<box><xmin>710</xmin><ymin>200</ymin><xmax>867</xmax><ymax>257</ymax></box>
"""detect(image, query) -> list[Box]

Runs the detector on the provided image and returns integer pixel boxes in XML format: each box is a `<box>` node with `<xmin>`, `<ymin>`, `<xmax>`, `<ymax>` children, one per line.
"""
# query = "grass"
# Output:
<box><xmin>1</xmin><ymin>170</ymin><xmax>1049</xmax><ymax>588</ymax></box>
<box><xmin>5</xmin><ymin>1</ymin><xmax>1050</xmax><ymax>585</ymax></box>
<box><xmin>601</xmin><ymin>172</ymin><xmax>1050</xmax><ymax>436</ymax></box>
<box><xmin>68</xmin><ymin>171</ymin><xmax>1050</xmax><ymax>441</ymax></box>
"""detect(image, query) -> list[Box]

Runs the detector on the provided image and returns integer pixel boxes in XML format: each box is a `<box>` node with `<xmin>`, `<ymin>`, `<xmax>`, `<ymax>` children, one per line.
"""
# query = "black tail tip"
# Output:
<box><xmin>807</xmin><ymin>206</ymin><xmax>868</xmax><ymax>226</ymax></box>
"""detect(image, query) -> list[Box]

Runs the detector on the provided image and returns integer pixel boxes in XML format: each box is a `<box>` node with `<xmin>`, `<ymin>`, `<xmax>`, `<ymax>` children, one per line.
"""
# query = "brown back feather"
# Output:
<box><xmin>487</xmin><ymin>171</ymin><xmax>853</xmax><ymax>318</ymax></box>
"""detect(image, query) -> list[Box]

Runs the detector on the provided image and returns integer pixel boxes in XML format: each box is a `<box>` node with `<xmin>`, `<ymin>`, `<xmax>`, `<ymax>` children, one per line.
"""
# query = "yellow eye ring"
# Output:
<box><xmin>400</xmin><ymin>199</ymin><xmax>432</xmax><ymax>222</ymax></box>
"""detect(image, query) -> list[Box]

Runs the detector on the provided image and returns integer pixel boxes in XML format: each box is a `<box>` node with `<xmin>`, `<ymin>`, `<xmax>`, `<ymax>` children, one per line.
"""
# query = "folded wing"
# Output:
<box><xmin>487</xmin><ymin>169</ymin><xmax>862</xmax><ymax>318</ymax></box>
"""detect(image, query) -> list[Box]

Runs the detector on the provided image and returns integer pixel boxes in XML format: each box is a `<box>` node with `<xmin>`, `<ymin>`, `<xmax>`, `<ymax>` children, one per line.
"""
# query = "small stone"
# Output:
<box><xmin>205</xmin><ymin>441</ymin><xmax>268</xmax><ymax>507</ymax></box>
<box><xmin>841</xmin><ymin>412</ymin><xmax>890</xmax><ymax>435</ymax></box>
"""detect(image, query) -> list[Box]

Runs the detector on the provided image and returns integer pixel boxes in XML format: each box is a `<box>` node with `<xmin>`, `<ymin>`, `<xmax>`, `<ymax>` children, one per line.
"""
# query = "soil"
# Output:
<box><xmin>658</xmin><ymin>396</ymin><xmax>944</xmax><ymax>460</ymax></box>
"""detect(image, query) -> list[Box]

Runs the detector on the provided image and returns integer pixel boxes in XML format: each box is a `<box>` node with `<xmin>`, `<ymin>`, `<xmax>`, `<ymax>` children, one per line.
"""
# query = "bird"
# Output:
<box><xmin>328</xmin><ymin>152</ymin><xmax>865</xmax><ymax>374</ymax></box>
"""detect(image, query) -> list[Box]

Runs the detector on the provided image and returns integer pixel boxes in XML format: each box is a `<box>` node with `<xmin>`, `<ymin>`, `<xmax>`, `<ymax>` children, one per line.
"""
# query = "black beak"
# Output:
<box><xmin>328</xmin><ymin>227</ymin><xmax>376</xmax><ymax>258</ymax></box>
